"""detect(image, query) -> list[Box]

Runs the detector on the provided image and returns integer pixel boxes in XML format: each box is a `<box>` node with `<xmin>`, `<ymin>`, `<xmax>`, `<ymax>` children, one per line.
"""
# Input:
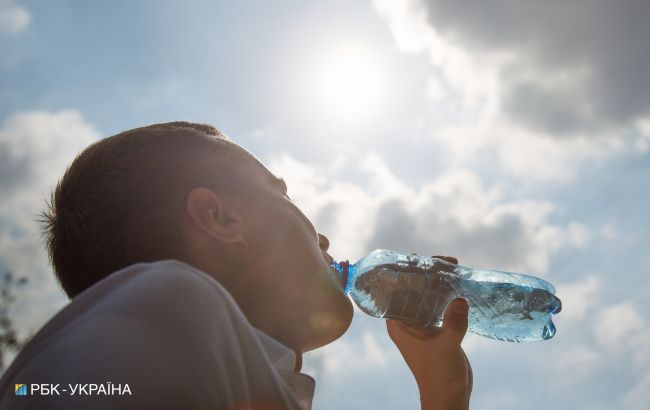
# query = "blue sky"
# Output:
<box><xmin>2</xmin><ymin>0</ymin><xmax>650</xmax><ymax>409</ymax></box>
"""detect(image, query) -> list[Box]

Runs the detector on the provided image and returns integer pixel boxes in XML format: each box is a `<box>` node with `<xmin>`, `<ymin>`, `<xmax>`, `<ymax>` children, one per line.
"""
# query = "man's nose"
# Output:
<box><xmin>318</xmin><ymin>233</ymin><xmax>330</xmax><ymax>252</ymax></box>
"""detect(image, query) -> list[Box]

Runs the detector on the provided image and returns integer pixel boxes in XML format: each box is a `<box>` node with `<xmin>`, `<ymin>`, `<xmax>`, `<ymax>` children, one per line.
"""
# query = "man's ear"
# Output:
<box><xmin>186</xmin><ymin>187</ymin><xmax>247</xmax><ymax>245</ymax></box>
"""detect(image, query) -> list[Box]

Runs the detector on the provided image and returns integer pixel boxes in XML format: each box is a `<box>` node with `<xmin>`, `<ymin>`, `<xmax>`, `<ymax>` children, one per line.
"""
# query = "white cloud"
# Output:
<box><xmin>623</xmin><ymin>371</ymin><xmax>650</xmax><ymax>410</ymax></box>
<box><xmin>635</xmin><ymin>117</ymin><xmax>650</xmax><ymax>153</ymax></box>
<box><xmin>0</xmin><ymin>110</ymin><xmax>98</xmax><ymax>217</ymax></box>
<box><xmin>0</xmin><ymin>0</ymin><xmax>31</xmax><ymax>36</ymax></box>
<box><xmin>553</xmin><ymin>346</ymin><xmax>599</xmax><ymax>384</ymax></box>
<box><xmin>597</xmin><ymin>302</ymin><xmax>644</xmax><ymax>348</ymax></box>
<box><xmin>598</xmin><ymin>224</ymin><xmax>618</xmax><ymax>240</ymax></box>
<box><xmin>595</xmin><ymin>302</ymin><xmax>650</xmax><ymax>365</ymax></box>
<box><xmin>271</xmin><ymin>150</ymin><xmax>650</xmax><ymax>410</ymax></box>
<box><xmin>0</xmin><ymin>110</ymin><xmax>99</xmax><ymax>332</ymax></box>
<box><xmin>306</xmin><ymin>329</ymin><xmax>388</xmax><ymax>375</ymax></box>
<box><xmin>457</xmin><ymin>121</ymin><xmax>621</xmax><ymax>183</ymax></box>
<box><xmin>555</xmin><ymin>276</ymin><xmax>601</xmax><ymax>322</ymax></box>
<box><xmin>271</xmin><ymin>152</ymin><xmax>587</xmax><ymax>273</ymax></box>
<box><xmin>373</xmin><ymin>0</ymin><xmax>499</xmax><ymax>108</ymax></box>
<box><xmin>372</xmin><ymin>0</ymin><xmax>647</xmax><ymax>183</ymax></box>
<box><xmin>362</xmin><ymin>330</ymin><xmax>386</xmax><ymax>366</ymax></box>
<box><xmin>413</xmin><ymin>0</ymin><xmax>650</xmax><ymax>134</ymax></box>
<box><xmin>270</xmin><ymin>152</ymin><xmax>378</xmax><ymax>260</ymax></box>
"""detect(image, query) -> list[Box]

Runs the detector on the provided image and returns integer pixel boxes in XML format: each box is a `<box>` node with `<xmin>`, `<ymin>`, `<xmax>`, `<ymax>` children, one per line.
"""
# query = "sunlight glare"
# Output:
<box><xmin>310</xmin><ymin>44</ymin><xmax>387</xmax><ymax>121</ymax></box>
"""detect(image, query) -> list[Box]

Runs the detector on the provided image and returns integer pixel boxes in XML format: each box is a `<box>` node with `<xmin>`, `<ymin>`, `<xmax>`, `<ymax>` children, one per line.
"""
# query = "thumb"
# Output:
<box><xmin>441</xmin><ymin>298</ymin><xmax>470</xmax><ymax>344</ymax></box>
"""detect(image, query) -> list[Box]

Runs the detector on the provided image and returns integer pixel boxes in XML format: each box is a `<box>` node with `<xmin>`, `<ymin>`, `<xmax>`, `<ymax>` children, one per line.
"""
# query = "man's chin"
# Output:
<box><xmin>303</xmin><ymin>298</ymin><xmax>354</xmax><ymax>352</ymax></box>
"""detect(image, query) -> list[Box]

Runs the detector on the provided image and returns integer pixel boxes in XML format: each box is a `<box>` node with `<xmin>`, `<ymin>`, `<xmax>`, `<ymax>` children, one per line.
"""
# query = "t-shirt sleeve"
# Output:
<box><xmin>1</xmin><ymin>261</ymin><xmax>301</xmax><ymax>410</ymax></box>
<box><xmin>105</xmin><ymin>263</ymin><xmax>300</xmax><ymax>410</ymax></box>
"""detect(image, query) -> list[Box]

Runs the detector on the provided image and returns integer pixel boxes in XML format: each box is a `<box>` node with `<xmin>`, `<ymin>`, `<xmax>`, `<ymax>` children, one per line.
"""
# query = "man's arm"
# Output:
<box><xmin>386</xmin><ymin>256</ymin><xmax>473</xmax><ymax>410</ymax></box>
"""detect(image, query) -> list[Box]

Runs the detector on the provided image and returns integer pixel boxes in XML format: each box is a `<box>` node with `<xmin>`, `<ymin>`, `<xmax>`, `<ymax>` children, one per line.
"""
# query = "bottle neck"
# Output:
<box><xmin>331</xmin><ymin>260</ymin><xmax>351</xmax><ymax>293</ymax></box>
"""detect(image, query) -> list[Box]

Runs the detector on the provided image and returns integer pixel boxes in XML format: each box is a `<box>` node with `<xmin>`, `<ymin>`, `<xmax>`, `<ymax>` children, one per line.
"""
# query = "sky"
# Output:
<box><xmin>1</xmin><ymin>0</ymin><xmax>650</xmax><ymax>408</ymax></box>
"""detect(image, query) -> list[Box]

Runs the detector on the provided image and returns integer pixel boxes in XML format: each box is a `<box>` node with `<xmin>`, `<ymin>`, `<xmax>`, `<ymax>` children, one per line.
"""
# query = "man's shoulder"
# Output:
<box><xmin>111</xmin><ymin>259</ymin><xmax>244</xmax><ymax>320</ymax></box>
<box><xmin>99</xmin><ymin>259</ymin><xmax>228</xmax><ymax>297</ymax></box>
<box><xmin>108</xmin><ymin>259</ymin><xmax>232</xmax><ymax>301</ymax></box>
<box><xmin>0</xmin><ymin>260</ymin><xmax>251</xmax><ymax>380</ymax></box>
<box><xmin>65</xmin><ymin>259</ymin><xmax>237</xmax><ymax>315</ymax></box>
<box><xmin>0</xmin><ymin>260</ymin><xmax>301</xmax><ymax>409</ymax></box>
<box><xmin>9</xmin><ymin>260</ymin><xmax>246</xmax><ymax>365</ymax></box>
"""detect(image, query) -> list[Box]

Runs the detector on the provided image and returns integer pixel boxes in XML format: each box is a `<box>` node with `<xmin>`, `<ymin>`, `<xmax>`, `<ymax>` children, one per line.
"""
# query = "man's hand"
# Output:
<box><xmin>386</xmin><ymin>256</ymin><xmax>473</xmax><ymax>410</ymax></box>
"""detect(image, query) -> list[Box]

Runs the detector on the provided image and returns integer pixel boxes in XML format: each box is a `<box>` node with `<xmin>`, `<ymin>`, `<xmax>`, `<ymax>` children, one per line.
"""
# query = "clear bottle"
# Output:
<box><xmin>331</xmin><ymin>249</ymin><xmax>562</xmax><ymax>342</ymax></box>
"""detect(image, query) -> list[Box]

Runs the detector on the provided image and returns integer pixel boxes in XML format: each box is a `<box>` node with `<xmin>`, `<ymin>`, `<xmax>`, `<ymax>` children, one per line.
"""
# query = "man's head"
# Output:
<box><xmin>41</xmin><ymin>121</ymin><xmax>353</xmax><ymax>352</ymax></box>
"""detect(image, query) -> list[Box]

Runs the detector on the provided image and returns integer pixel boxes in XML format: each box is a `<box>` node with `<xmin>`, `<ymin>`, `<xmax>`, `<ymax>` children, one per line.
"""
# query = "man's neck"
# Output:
<box><xmin>293</xmin><ymin>350</ymin><xmax>302</xmax><ymax>372</ymax></box>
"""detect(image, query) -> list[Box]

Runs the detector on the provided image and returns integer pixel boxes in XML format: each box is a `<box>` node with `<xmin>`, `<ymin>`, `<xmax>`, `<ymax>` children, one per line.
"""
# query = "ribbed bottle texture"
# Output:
<box><xmin>332</xmin><ymin>249</ymin><xmax>562</xmax><ymax>342</ymax></box>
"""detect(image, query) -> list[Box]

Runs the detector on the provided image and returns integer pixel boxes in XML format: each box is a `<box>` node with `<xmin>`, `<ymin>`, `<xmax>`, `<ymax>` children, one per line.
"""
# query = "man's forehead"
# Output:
<box><xmin>230</xmin><ymin>149</ymin><xmax>284</xmax><ymax>191</ymax></box>
<box><xmin>256</xmin><ymin>162</ymin><xmax>286</xmax><ymax>191</ymax></box>
<box><xmin>205</xmin><ymin>135</ymin><xmax>285</xmax><ymax>192</ymax></box>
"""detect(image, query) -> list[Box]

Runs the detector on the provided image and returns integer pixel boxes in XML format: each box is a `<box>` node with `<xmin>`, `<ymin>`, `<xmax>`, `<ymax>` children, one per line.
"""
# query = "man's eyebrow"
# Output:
<box><xmin>270</xmin><ymin>175</ymin><xmax>288</xmax><ymax>194</ymax></box>
<box><xmin>279</xmin><ymin>177</ymin><xmax>288</xmax><ymax>194</ymax></box>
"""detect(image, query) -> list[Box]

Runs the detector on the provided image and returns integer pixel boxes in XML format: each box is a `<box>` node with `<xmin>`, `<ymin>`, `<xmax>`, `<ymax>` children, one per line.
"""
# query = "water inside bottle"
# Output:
<box><xmin>352</xmin><ymin>263</ymin><xmax>562</xmax><ymax>342</ymax></box>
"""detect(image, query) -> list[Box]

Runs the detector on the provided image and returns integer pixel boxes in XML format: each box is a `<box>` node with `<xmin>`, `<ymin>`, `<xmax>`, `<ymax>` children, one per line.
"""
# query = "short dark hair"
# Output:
<box><xmin>40</xmin><ymin>121</ymin><xmax>253</xmax><ymax>299</ymax></box>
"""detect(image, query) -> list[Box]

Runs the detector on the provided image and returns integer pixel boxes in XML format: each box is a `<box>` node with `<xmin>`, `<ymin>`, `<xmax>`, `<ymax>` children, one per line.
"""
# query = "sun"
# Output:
<box><xmin>309</xmin><ymin>44</ymin><xmax>387</xmax><ymax>121</ymax></box>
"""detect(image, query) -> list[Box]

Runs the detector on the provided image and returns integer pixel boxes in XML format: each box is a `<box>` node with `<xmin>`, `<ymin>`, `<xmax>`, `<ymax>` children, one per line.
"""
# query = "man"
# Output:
<box><xmin>0</xmin><ymin>122</ymin><xmax>472</xmax><ymax>409</ymax></box>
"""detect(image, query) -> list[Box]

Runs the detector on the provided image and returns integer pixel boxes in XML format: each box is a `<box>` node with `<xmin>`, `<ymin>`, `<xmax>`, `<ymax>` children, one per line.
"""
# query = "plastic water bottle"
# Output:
<box><xmin>331</xmin><ymin>249</ymin><xmax>562</xmax><ymax>342</ymax></box>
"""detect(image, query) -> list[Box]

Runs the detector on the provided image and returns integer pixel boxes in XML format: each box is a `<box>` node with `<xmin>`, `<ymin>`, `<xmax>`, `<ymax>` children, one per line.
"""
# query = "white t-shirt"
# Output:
<box><xmin>0</xmin><ymin>260</ymin><xmax>315</xmax><ymax>409</ymax></box>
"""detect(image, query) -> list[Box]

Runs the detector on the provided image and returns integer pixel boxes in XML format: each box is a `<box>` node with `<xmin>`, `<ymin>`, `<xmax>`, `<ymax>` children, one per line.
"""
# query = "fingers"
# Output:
<box><xmin>441</xmin><ymin>298</ymin><xmax>469</xmax><ymax>345</ymax></box>
<box><xmin>464</xmin><ymin>351</ymin><xmax>474</xmax><ymax>393</ymax></box>
<box><xmin>388</xmin><ymin>298</ymin><xmax>469</xmax><ymax>346</ymax></box>
<box><xmin>432</xmin><ymin>256</ymin><xmax>467</xmax><ymax>344</ymax></box>
<box><xmin>388</xmin><ymin>319</ymin><xmax>442</xmax><ymax>341</ymax></box>
<box><xmin>386</xmin><ymin>319</ymin><xmax>400</xmax><ymax>342</ymax></box>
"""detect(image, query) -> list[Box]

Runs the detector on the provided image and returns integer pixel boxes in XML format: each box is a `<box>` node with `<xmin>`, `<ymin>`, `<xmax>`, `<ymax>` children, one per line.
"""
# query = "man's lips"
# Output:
<box><xmin>323</xmin><ymin>253</ymin><xmax>344</xmax><ymax>288</ymax></box>
<box><xmin>329</xmin><ymin>265</ymin><xmax>341</xmax><ymax>283</ymax></box>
